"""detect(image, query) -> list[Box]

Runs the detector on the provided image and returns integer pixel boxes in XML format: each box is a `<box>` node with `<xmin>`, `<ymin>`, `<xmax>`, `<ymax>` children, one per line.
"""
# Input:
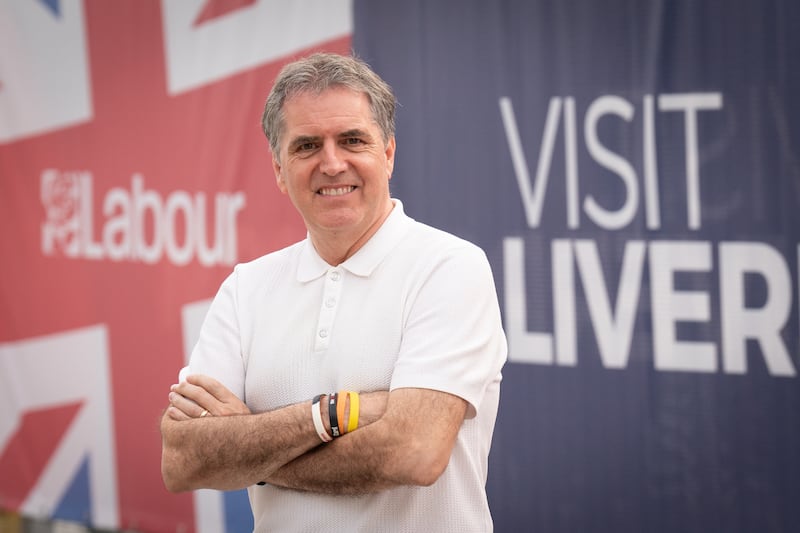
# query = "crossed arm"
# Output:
<box><xmin>160</xmin><ymin>375</ymin><xmax>467</xmax><ymax>494</ymax></box>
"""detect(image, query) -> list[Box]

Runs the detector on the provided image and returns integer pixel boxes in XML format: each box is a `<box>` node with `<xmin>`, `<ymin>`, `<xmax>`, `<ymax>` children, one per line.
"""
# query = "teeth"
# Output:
<box><xmin>319</xmin><ymin>186</ymin><xmax>354</xmax><ymax>196</ymax></box>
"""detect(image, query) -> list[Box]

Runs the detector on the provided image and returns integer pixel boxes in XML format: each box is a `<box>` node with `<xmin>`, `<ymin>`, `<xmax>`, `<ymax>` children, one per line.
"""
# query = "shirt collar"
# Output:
<box><xmin>296</xmin><ymin>199</ymin><xmax>413</xmax><ymax>282</ymax></box>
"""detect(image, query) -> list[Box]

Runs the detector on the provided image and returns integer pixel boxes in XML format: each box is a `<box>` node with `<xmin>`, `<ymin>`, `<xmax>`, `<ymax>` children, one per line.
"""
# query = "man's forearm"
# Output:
<box><xmin>264</xmin><ymin>388</ymin><xmax>466</xmax><ymax>495</ymax></box>
<box><xmin>264</xmin><ymin>418</ymin><xmax>402</xmax><ymax>494</ymax></box>
<box><xmin>161</xmin><ymin>400</ymin><xmax>321</xmax><ymax>492</ymax></box>
<box><xmin>161</xmin><ymin>384</ymin><xmax>460</xmax><ymax>495</ymax></box>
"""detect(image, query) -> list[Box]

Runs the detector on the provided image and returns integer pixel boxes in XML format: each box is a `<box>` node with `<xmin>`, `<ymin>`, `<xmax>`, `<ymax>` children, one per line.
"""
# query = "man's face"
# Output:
<box><xmin>272</xmin><ymin>87</ymin><xmax>395</xmax><ymax>246</ymax></box>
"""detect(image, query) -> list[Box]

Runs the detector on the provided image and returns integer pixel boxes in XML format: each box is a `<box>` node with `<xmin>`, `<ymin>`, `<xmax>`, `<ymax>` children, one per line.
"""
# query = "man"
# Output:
<box><xmin>161</xmin><ymin>52</ymin><xmax>507</xmax><ymax>532</ymax></box>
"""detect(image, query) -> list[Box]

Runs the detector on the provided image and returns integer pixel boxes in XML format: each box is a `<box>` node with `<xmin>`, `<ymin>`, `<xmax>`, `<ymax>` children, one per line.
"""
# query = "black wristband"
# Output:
<box><xmin>329</xmin><ymin>392</ymin><xmax>340</xmax><ymax>438</ymax></box>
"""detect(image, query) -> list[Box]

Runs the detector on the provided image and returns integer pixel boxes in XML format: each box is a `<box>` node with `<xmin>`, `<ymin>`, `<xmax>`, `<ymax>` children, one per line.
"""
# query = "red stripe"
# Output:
<box><xmin>193</xmin><ymin>0</ymin><xmax>258</xmax><ymax>27</ymax></box>
<box><xmin>0</xmin><ymin>402</ymin><xmax>84</xmax><ymax>510</ymax></box>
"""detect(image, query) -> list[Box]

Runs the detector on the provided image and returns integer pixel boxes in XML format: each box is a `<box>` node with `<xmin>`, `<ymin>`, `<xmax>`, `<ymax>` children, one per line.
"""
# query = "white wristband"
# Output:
<box><xmin>311</xmin><ymin>394</ymin><xmax>333</xmax><ymax>443</ymax></box>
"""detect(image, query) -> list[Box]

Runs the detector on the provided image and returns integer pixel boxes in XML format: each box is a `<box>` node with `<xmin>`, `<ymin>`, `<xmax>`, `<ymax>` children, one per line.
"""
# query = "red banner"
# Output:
<box><xmin>0</xmin><ymin>1</ymin><xmax>351</xmax><ymax>531</ymax></box>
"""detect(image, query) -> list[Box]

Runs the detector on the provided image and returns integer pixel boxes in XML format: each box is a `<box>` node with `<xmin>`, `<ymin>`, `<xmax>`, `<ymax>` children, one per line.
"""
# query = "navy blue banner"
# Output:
<box><xmin>355</xmin><ymin>1</ymin><xmax>800</xmax><ymax>531</ymax></box>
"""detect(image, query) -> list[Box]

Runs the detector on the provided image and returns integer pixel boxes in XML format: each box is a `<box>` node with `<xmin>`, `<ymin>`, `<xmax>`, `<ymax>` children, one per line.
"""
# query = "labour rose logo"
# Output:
<box><xmin>41</xmin><ymin>169</ymin><xmax>81</xmax><ymax>255</ymax></box>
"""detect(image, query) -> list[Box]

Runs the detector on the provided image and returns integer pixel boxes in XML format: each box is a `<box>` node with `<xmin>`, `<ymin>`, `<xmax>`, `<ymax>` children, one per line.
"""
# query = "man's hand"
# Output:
<box><xmin>166</xmin><ymin>374</ymin><xmax>250</xmax><ymax>421</ymax></box>
<box><xmin>162</xmin><ymin>374</ymin><xmax>455</xmax><ymax>495</ymax></box>
<box><xmin>160</xmin><ymin>377</ymin><xmax>319</xmax><ymax>492</ymax></box>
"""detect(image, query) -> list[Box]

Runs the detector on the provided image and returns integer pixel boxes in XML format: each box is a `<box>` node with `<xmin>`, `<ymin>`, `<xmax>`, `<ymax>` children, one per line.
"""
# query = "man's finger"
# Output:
<box><xmin>169</xmin><ymin>387</ymin><xmax>220</xmax><ymax>419</ymax></box>
<box><xmin>172</xmin><ymin>381</ymin><xmax>221</xmax><ymax>410</ymax></box>
<box><xmin>180</xmin><ymin>374</ymin><xmax>250</xmax><ymax>416</ymax></box>
<box><xmin>166</xmin><ymin>405</ymin><xmax>191</xmax><ymax>421</ymax></box>
<box><xmin>186</xmin><ymin>374</ymin><xmax>235</xmax><ymax>403</ymax></box>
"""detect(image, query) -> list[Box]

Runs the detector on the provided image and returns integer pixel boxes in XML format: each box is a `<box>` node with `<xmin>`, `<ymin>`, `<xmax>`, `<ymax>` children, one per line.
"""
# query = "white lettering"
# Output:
<box><xmin>499</xmin><ymin>97</ymin><xmax>562</xmax><ymax>229</ymax></box>
<box><xmin>658</xmin><ymin>93</ymin><xmax>724</xmax><ymax>230</ymax></box>
<box><xmin>132</xmin><ymin>174</ymin><xmax>163</xmax><ymax>264</ymax></box>
<box><xmin>720</xmin><ymin>242</ymin><xmax>796</xmax><ymax>376</ymax></box>
<box><xmin>195</xmin><ymin>193</ymin><xmax>223</xmax><ymax>266</ymax></box>
<box><xmin>103</xmin><ymin>188</ymin><xmax>132</xmax><ymax>261</ymax></box>
<box><xmin>501</xmin><ymin>92</ymin><xmax>724</xmax><ymax>231</ymax></box>
<box><xmin>503</xmin><ymin>236</ymin><xmax>554</xmax><ymax>364</ymax></box>
<box><xmin>40</xmin><ymin>170</ymin><xmax>245</xmax><ymax>266</ymax></box>
<box><xmin>164</xmin><ymin>191</ymin><xmax>194</xmax><ymax>266</ymax></box>
<box><xmin>583</xmin><ymin>96</ymin><xmax>639</xmax><ymax>230</ymax></box>
<box><xmin>575</xmin><ymin>239</ymin><xmax>646</xmax><ymax>369</ymax></box>
<box><xmin>224</xmin><ymin>192</ymin><xmax>246</xmax><ymax>264</ymax></box>
<box><xmin>553</xmin><ymin>240</ymin><xmax>577</xmax><ymax>365</ymax></box>
<box><xmin>80</xmin><ymin>175</ymin><xmax>105</xmax><ymax>260</ymax></box>
<box><xmin>564</xmin><ymin>98</ymin><xmax>579</xmax><ymax>229</ymax></box>
<box><xmin>643</xmin><ymin>94</ymin><xmax>661</xmax><ymax>229</ymax></box>
<box><xmin>503</xmin><ymin>237</ymin><xmax>798</xmax><ymax>378</ymax></box>
<box><xmin>649</xmin><ymin>241</ymin><xmax>716</xmax><ymax>372</ymax></box>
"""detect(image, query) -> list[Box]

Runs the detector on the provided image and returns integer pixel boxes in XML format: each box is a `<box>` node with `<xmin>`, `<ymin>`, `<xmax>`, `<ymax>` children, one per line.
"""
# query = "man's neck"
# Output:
<box><xmin>310</xmin><ymin>200</ymin><xmax>395</xmax><ymax>266</ymax></box>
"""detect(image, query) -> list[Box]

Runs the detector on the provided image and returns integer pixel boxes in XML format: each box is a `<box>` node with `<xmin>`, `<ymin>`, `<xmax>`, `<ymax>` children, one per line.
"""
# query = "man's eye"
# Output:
<box><xmin>344</xmin><ymin>138</ymin><xmax>364</xmax><ymax>146</ymax></box>
<box><xmin>298</xmin><ymin>142</ymin><xmax>316</xmax><ymax>151</ymax></box>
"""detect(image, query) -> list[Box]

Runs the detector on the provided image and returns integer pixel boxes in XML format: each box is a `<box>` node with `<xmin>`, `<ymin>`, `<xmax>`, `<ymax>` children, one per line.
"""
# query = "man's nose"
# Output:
<box><xmin>319</xmin><ymin>144</ymin><xmax>347</xmax><ymax>176</ymax></box>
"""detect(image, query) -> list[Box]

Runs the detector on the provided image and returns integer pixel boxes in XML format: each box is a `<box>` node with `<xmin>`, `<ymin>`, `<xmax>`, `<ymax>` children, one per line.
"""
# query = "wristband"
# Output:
<box><xmin>336</xmin><ymin>390</ymin><xmax>348</xmax><ymax>435</ymax></box>
<box><xmin>311</xmin><ymin>394</ymin><xmax>332</xmax><ymax>443</ymax></box>
<box><xmin>329</xmin><ymin>392</ymin><xmax>340</xmax><ymax>438</ymax></box>
<box><xmin>347</xmin><ymin>391</ymin><xmax>360</xmax><ymax>433</ymax></box>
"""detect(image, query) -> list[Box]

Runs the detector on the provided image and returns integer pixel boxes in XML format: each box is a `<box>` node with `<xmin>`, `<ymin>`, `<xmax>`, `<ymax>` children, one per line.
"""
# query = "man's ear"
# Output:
<box><xmin>385</xmin><ymin>137</ymin><xmax>396</xmax><ymax>180</ymax></box>
<box><xmin>272</xmin><ymin>156</ymin><xmax>287</xmax><ymax>194</ymax></box>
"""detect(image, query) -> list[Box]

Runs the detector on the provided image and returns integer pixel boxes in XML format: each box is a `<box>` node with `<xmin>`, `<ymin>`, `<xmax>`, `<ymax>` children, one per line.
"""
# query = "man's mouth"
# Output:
<box><xmin>318</xmin><ymin>186</ymin><xmax>356</xmax><ymax>196</ymax></box>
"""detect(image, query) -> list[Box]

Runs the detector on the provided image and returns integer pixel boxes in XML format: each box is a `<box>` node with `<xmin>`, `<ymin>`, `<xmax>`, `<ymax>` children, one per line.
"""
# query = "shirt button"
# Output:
<box><xmin>318</xmin><ymin>329</ymin><xmax>328</xmax><ymax>338</ymax></box>
<box><xmin>329</xmin><ymin>270</ymin><xmax>341</xmax><ymax>281</ymax></box>
<box><xmin>325</xmin><ymin>298</ymin><xmax>336</xmax><ymax>308</ymax></box>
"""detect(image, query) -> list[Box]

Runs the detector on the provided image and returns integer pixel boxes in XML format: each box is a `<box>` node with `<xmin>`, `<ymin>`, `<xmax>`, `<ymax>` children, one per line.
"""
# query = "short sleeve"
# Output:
<box><xmin>179</xmin><ymin>268</ymin><xmax>246</xmax><ymax>400</ymax></box>
<box><xmin>390</xmin><ymin>244</ymin><xmax>507</xmax><ymax>418</ymax></box>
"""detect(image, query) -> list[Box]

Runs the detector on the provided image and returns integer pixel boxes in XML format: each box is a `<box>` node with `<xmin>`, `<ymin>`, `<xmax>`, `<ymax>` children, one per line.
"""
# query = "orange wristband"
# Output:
<box><xmin>336</xmin><ymin>390</ymin><xmax>348</xmax><ymax>435</ymax></box>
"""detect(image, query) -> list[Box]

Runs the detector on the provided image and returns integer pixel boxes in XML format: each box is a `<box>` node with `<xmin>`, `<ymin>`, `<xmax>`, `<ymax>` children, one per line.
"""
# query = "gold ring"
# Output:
<box><xmin>200</xmin><ymin>409</ymin><xmax>209</xmax><ymax>418</ymax></box>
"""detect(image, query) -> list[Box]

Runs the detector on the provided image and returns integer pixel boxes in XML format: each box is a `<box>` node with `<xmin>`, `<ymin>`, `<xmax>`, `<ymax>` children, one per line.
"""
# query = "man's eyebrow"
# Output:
<box><xmin>338</xmin><ymin>128</ymin><xmax>373</xmax><ymax>139</ymax></box>
<box><xmin>288</xmin><ymin>135</ymin><xmax>320</xmax><ymax>148</ymax></box>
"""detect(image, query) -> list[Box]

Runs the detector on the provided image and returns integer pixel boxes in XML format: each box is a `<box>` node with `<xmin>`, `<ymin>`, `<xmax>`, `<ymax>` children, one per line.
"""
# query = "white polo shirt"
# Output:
<box><xmin>185</xmin><ymin>199</ymin><xmax>507</xmax><ymax>532</ymax></box>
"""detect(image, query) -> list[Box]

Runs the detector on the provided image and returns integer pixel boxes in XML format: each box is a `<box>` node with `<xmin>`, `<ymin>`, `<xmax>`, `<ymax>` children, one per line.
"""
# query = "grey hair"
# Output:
<box><xmin>261</xmin><ymin>52</ymin><xmax>397</xmax><ymax>159</ymax></box>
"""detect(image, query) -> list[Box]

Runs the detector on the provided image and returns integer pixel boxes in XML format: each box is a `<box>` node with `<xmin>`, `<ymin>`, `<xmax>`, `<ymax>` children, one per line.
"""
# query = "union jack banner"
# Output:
<box><xmin>0</xmin><ymin>1</ymin><xmax>351</xmax><ymax>531</ymax></box>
